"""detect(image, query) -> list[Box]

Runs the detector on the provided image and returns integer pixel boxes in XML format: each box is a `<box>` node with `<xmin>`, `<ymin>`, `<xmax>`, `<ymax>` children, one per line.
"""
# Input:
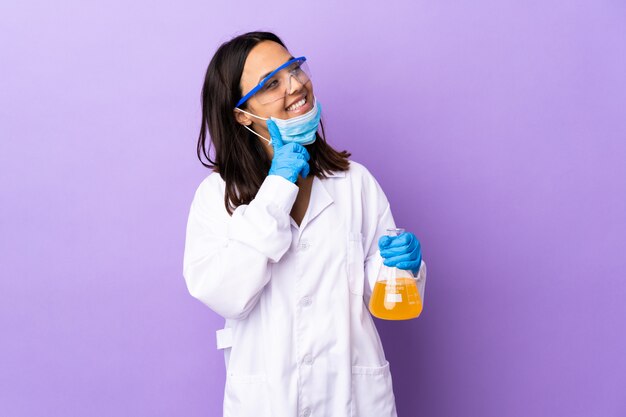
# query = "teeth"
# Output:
<box><xmin>287</xmin><ymin>97</ymin><xmax>306</xmax><ymax>111</ymax></box>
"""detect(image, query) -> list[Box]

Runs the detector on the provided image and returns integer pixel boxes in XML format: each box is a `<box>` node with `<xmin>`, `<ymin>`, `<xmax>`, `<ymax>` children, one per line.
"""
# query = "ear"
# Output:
<box><xmin>233</xmin><ymin>108</ymin><xmax>252</xmax><ymax>126</ymax></box>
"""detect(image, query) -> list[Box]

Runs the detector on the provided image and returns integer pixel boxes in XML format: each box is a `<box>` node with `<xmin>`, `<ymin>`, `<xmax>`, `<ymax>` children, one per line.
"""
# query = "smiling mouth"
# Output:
<box><xmin>286</xmin><ymin>94</ymin><xmax>308</xmax><ymax>112</ymax></box>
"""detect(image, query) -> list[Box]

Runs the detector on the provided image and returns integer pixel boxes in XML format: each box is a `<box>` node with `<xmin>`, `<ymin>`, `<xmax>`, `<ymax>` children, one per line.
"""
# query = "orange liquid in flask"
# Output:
<box><xmin>369</xmin><ymin>277</ymin><xmax>423</xmax><ymax>320</ymax></box>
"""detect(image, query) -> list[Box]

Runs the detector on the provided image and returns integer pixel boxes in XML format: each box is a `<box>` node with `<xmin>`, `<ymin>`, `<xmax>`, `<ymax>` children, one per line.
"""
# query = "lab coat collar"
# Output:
<box><xmin>291</xmin><ymin>172</ymin><xmax>341</xmax><ymax>230</ymax></box>
<box><xmin>324</xmin><ymin>170</ymin><xmax>346</xmax><ymax>178</ymax></box>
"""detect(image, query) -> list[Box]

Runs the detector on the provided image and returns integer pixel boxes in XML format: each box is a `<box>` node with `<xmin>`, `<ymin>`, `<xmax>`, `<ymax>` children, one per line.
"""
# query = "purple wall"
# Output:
<box><xmin>1</xmin><ymin>1</ymin><xmax>625</xmax><ymax>416</ymax></box>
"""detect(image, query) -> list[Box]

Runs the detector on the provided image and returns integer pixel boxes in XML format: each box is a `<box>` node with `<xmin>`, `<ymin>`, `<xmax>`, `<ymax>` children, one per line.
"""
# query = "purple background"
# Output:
<box><xmin>2</xmin><ymin>1</ymin><xmax>625</xmax><ymax>416</ymax></box>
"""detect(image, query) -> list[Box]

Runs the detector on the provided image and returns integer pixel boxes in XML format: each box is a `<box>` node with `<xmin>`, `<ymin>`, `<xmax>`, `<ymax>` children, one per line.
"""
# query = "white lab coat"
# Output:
<box><xmin>183</xmin><ymin>160</ymin><xmax>427</xmax><ymax>417</ymax></box>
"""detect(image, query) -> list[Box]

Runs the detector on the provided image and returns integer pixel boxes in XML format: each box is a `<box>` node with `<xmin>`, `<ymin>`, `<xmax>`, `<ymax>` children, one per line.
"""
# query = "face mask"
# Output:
<box><xmin>236</xmin><ymin>96</ymin><xmax>322</xmax><ymax>146</ymax></box>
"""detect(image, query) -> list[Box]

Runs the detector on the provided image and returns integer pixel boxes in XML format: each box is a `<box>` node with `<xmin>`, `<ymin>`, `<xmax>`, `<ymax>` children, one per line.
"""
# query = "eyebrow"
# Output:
<box><xmin>258</xmin><ymin>56</ymin><xmax>295</xmax><ymax>83</ymax></box>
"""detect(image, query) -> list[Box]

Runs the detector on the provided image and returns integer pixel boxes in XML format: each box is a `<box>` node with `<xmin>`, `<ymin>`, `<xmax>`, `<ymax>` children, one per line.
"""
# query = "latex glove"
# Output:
<box><xmin>266</xmin><ymin>119</ymin><xmax>310</xmax><ymax>183</ymax></box>
<box><xmin>378</xmin><ymin>231</ymin><xmax>422</xmax><ymax>275</ymax></box>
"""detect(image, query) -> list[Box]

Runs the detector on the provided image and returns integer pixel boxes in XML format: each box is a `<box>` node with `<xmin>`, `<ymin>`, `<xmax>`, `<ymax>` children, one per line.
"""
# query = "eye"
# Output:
<box><xmin>261</xmin><ymin>79</ymin><xmax>279</xmax><ymax>91</ymax></box>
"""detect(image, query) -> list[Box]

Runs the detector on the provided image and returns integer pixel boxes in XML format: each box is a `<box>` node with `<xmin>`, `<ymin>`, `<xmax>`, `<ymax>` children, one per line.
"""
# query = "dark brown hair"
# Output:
<box><xmin>197</xmin><ymin>31</ymin><xmax>351</xmax><ymax>215</ymax></box>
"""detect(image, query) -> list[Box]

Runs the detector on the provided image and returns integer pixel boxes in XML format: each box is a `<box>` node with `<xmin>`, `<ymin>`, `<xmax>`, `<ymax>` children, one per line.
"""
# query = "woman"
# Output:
<box><xmin>183</xmin><ymin>31</ymin><xmax>427</xmax><ymax>417</ymax></box>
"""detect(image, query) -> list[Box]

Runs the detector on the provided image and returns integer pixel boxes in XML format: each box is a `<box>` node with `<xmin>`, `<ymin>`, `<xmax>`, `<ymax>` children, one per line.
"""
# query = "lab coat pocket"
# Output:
<box><xmin>347</xmin><ymin>232</ymin><xmax>365</xmax><ymax>296</ymax></box>
<box><xmin>351</xmin><ymin>360</ymin><xmax>397</xmax><ymax>417</ymax></box>
<box><xmin>224</xmin><ymin>372</ymin><xmax>272</xmax><ymax>417</ymax></box>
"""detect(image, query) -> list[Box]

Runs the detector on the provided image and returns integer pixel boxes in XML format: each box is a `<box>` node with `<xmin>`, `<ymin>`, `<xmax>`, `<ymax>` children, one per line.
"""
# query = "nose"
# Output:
<box><xmin>287</xmin><ymin>73</ymin><xmax>305</xmax><ymax>95</ymax></box>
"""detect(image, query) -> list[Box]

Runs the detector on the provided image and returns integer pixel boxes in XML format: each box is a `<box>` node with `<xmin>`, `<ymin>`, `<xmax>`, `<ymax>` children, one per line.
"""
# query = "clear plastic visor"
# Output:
<box><xmin>242</xmin><ymin>57</ymin><xmax>312</xmax><ymax>106</ymax></box>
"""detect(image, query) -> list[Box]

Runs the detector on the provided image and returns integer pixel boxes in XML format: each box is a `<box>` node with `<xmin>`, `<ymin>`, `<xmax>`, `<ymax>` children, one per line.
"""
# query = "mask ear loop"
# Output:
<box><xmin>235</xmin><ymin>108</ymin><xmax>272</xmax><ymax>145</ymax></box>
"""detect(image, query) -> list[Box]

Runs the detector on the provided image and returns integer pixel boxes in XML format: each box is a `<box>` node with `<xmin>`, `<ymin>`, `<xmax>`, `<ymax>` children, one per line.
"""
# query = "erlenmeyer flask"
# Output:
<box><xmin>369</xmin><ymin>228</ymin><xmax>423</xmax><ymax>320</ymax></box>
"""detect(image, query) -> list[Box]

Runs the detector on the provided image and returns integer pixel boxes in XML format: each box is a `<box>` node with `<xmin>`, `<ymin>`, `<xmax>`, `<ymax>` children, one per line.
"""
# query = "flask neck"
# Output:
<box><xmin>386</xmin><ymin>227</ymin><xmax>405</xmax><ymax>237</ymax></box>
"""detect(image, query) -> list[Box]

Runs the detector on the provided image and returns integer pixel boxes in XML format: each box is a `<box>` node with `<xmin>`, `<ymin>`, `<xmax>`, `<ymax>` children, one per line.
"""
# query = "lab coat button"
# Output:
<box><xmin>303</xmin><ymin>354</ymin><xmax>313</xmax><ymax>365</ymax></box>
<box><xmin>301</xmin><ymin>296</ymin><xmax>312</xmax><ymax>306</ymax></box>
<box><xmin>301</xmin><ymin>408</ymin><xmax>311</xmax><ymax>417</ymax></box>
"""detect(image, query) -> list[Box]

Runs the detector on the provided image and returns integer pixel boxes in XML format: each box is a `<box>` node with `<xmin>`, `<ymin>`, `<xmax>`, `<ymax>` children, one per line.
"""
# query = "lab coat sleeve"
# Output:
<box><xmin>360</xmin><ymin>167</ymin><xmax>427</xmax><ymax>307</ymax></box>
<box><xmin>183</xmin><ymin>174</ymin><xmax>299</xmax><ymax>320</ymax></box>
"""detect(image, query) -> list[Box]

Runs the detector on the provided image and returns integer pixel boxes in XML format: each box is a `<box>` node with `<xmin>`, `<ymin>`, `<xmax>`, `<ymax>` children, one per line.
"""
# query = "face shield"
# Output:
<box><xmin>236</xmin><ymin>56</ymin><xmax>312</xmax><ymax>108</ymax></box>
